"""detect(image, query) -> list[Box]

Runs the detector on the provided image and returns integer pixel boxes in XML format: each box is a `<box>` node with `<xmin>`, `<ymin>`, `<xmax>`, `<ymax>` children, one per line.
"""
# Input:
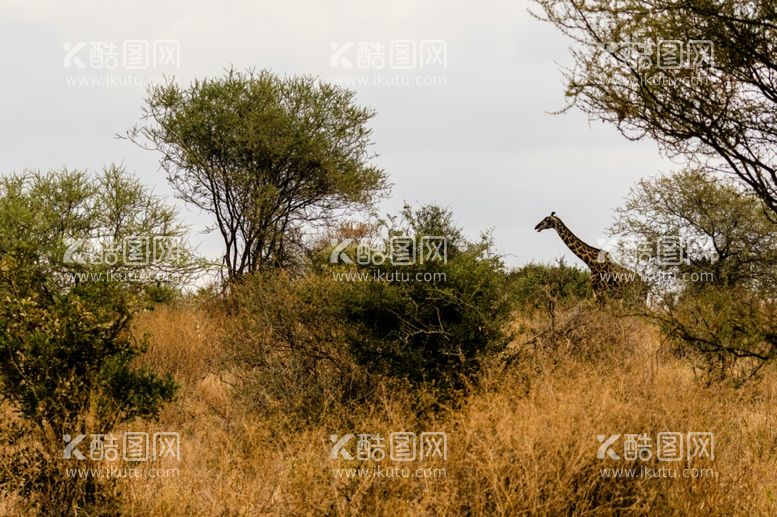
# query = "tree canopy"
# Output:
<box><xmin>610</xmin><ymin>169</ymin><xmax>777</xmax><ymax>294</ymax></box>
<box><xmin>533</xmin><ymin>0</ymin><xmax>777</xmax><ymax>214</ymax></box>
<box><xmin>128</xmin><ymin>68</ymin><xmax>389</xmax><ymax>282</ymax></box>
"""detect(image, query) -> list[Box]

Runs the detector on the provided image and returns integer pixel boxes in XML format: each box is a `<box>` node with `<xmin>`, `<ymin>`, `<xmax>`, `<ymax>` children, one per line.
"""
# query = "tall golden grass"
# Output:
<box><xmin>3</xmin><ymin>304</ymin><xmax>777</xmax><ymax>515</ymax></box>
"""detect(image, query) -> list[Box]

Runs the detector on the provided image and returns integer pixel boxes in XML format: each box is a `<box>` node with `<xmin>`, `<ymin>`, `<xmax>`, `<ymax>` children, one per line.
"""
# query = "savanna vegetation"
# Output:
<box><xmin>3</xmin><ymin>4</ymin><xmax>777</xmax><ymax>511</ymax></box>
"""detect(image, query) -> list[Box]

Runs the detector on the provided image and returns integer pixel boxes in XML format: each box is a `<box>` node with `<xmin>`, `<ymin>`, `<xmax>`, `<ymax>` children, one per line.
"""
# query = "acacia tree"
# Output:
<box><xmin>533</xmin><ymin>0</ymin><xmax>777</xmax><ymax>215</ymax></box>
<box><xmin>0</xmin><ymin>165</ymin><xmax>199</xmax><ymax>297</ymax></box>
<box><xmin>128</xmin><ymin>68</ymin><xmax>388</xmax><ymax>282</ymax></box>
<box><xmin>610</xmin><ymin>169</ymin><xmax>777</xmax><ymax>294</ymax></box>
<box><xmin>610</xmin><ymin>170</ymin><xmax>777</xmax><ymax>384</ymax></box>
<box><xmin>0</xmin><ymin>168</ymin><xmax>180</xmax><ymax>513</ymax></box>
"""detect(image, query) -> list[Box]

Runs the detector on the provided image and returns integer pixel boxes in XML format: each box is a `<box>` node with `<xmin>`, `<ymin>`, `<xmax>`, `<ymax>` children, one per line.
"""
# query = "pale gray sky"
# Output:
<box><xmin>0</xmin><ymin>0</ymin><xmax>672</xmax><ymax>268</ymax></box>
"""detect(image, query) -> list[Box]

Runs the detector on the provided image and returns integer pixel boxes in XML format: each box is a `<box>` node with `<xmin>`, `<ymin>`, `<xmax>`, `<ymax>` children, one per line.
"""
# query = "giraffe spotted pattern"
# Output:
<box><xmin>534</xmin><ymin>212</ymin><xmax>647</xmax><ymax>304</ymax></box>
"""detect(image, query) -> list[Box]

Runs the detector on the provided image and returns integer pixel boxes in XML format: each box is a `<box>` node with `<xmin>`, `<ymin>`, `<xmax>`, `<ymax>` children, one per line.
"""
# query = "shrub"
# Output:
<box><xmin>332</xmin><ymin>205</ymin><xmax>514</xmax><ymax>393</ymax></box>
<box><xmin>0</xmin><ymin>289</ymin><xmax>176</xmax><ymax>433</ymax></box>
<box><xmin>0</xmin><ymin>166</ymin><xmax>203</xmax><ymax>299</ymax></box>
<box><xmin>0</xmin><ymin>257</ymin><xmax>177</xmax><ymax>513</ymax></box>
<box><xmin>226</xmin><ymin>271</ymin><xmax>366</xmax><ymax>425</ymax></box>
<box><xmin>656</xmin><ymin>287</ymin><xmax>777</xmax><ymax>385</ymax></box>
<box><xmin>612</xmin><ymin>169</ymin><xmax>777</xmax><ymax>383</ymax></box>
<box><xmin>508</xmin><ymin>259</ymin><xmax>591</xmax><ymax>322</ymax></box>
<box><xmin>227</xmin><ymin>205</ymin><xmax>514</xmax><ymax>418</ymax></box>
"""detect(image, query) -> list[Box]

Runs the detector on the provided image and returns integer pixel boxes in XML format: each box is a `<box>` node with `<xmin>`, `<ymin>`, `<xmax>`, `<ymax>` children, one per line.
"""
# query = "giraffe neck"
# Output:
<box><xmin>553</xmin><ymin>219</ymin><xmax>601</xmax><ymax>268</ymax></box>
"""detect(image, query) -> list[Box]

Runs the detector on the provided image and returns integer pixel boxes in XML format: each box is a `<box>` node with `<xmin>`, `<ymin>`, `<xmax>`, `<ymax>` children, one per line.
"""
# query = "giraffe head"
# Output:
<box><xmin>534</xmin><ymin>211</ymin><xmax>559</xmax><ymax>232</ymax></box>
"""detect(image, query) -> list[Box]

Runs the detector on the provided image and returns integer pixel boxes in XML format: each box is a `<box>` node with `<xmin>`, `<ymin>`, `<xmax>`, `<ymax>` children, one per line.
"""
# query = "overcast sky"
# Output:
<box><xmin>0</xmin><ymin>0</ymin><xmax>673</xmax><ymax>268</ymax></box>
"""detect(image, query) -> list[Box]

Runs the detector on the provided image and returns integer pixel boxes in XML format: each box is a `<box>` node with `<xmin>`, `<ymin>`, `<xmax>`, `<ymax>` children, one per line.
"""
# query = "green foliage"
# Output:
<box><xmin>0</xmin><ymin>166</ymin><xmax>202</xmax><ymax>297</ymax></box>
<box><xmin>128</xmin><ymin>67</ymin><xmax>389</xmax><ymax>279</ymax></box>
<box><xmin>657</xmin><ymin>286</ymin><xmax>777</xmax><ymax>386</ymax></box>
<box><xmin>143</xmin><ymin>282</ymin><xmax>180</xmax><ymax>305</ymax></box>
<box><xmin>0</xmin><ymin>170</ymin><xmax>180</xmax><ymax>514</ymax></box>
<box><xmin>0</xmin><ymin>285</ymin><xmax>177</xmax><ymax>434</ymax></box>
<box><xmin>227</xmin><ymin>206</ymin><xmax>512</xmax><ymax>410</ymax></box>
<box><xmin>0</xmin><ymin>272</ymin><xmax>177</xmax><ymax>514</ymax></box>
<box><xmin>333</xmin><ymin>205</ymin><xmax>514</xmax><ymax>391</ymax></box>
<box><xmin>229</xmin><ymin>205</ymin><xmax>513</xmax><ymax>409</ymax></box>
<box><xmin>227</xmin><ymin>271</ymin><xmax>365</xmax><ymax>424</ymax></box>
<box><xmin>611</xmin><ymin>169</ymin><xmax>777</xmax><ymax>384</ymax></box>
<box><xmin>611</xmin><ymin>169</ymin><xmax>777</xmax><ymax>294</ymax></box>
<box><xmin>508</xmin><ymin>260</ymin><xmax>591</xmax><ymax>316</ymax></box>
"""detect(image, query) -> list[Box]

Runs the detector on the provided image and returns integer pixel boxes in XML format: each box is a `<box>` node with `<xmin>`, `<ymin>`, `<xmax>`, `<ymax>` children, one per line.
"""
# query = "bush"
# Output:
<box><xmin>226</xmin><ymin>271</ymin><xmax>367</xmax><ymax>425</ymax></box>
<box><xmin>508</xmin><ymin>260</ymin><xmax>591</xmax><ymax>321</ymax></box>
<box><xmin>227</xmin><ymin>205</ymin><xmax>514</xmax><ymax>418</ymax></box>
<box><xmin>0</xmin><ymin>257</ymin><xmax>177</xmax><ymax>513</ymax></box>
<box><xmin>0</xmin><ymin>166</ymin><xmax>203</xmax><ymax>299</ymax></box>
<box><xmin>657</xmin><ymin>287</ymin><xmax>777</xmax><ymax>385</ymax></box>
<box><xmin>0</xmin><ymin>287</ymin><xmax>176</xmax><ymax>433</ymax></box>
<box><xmin>331</xmin><ymin>205</ymin><xmax>514</xmax><ymax>393</ymax></box>
<box><xmin>612</xmin><ymin>169</ymin><xmax>777</xmax><ymax>383</ymax></box>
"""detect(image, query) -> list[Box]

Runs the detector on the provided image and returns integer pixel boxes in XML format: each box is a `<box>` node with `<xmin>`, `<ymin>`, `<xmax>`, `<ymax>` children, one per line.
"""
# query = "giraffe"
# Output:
<box><xmin>534</xmin><ymin>212</ymin><xmax>646</xmax><ymax>304</ymax></box>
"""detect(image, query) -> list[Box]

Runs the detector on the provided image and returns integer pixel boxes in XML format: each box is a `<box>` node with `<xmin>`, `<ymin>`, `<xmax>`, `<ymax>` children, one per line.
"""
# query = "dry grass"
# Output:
<box><xmin>4</xmin><ymin>304</ymin><xmax>777</xmax><ymax>515</ymax></box>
